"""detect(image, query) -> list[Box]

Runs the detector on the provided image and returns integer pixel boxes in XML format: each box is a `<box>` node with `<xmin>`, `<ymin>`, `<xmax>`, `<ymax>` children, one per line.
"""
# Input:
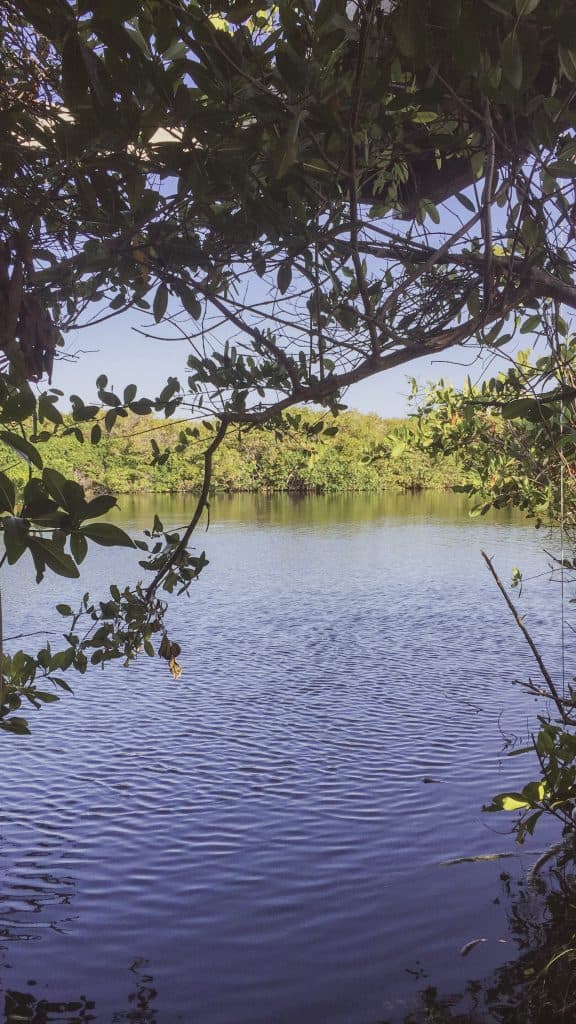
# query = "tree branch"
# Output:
<box><xmin>145</xmin><ymin>418</ymin><xmax>228</xmax><ymax>599</ymax></box>
<box><xmin>481</xmin><ymin>550</ymin><xmax>571</xmax><ymax>725</ymax></box>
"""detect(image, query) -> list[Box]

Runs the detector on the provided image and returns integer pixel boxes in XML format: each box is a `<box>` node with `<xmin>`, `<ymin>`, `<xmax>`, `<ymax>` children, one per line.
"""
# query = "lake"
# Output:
<box><xmin>0</xmin><ymin>492</ymin><xmax>570</xmax><ymax>1022</ymax></box>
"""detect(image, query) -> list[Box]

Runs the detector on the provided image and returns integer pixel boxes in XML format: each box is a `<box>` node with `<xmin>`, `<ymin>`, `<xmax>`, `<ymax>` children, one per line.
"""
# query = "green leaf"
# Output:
<box><xmin>515</xmin><ymin>0</ymin><xmax>540</xmax><ymax>14</ymax></box>
<box><xmin>178</xmin><ymin>286</ymin><xmax>202</xmax><ymax>320</ymax></box>
<box><xmin>273</xmin><ymin>112</ymin><xmax>302</xmax><ymax>179</ymax></box>
<box><xmin>501</xmin><ymin>34</ymin><xmax>523</xmax><ymax>89</ymax></box>
<box><xmin>3</xmin><ymin>517</ymin><xmax>29</xmax><ymax>565</ymax></box>
<box><xmin>275</xmin><ymin>138</ymin><xmax>298</xmax><ymax>180</ymax></box>
<box><xmin>61</xmin><ymin>35</ymin><xmax>89</xmax><ymax>107</ymax></box>
<box><xmin>536</xmin><ymin>730</ymin><xmax>555</xmax><ymax>754</ymax></box>
<box><xmin>392</xmin><ymin>0</ymin><xmax>424</xmax><ymax>59</ymax></box>
<box><xmin>70</xmin><ymin>531</ymin><xmax>88</xmax><ymax>564</ymax></box>
<box><xmin>50</xmin><ymin>676</ymin><xmax>74</xmax><ymax>692</ymax></box>
<box><xmin>93</xmin><ymin>0</ymin><xmax>141</xmax><ymax>20</ymax></box>
<box><xmin>38</xmin><ymin>393</ymin><xmax>63</xmax><ymax>426</ymax></box>
<box><xmin>42</xmin><ymin>468</ymin><xmax>68</xmax><ymax>506</ymax></box>
<box><xmin>277</xmin><ymin>264</ymin><xmax>292</xmax><ymax>294</ymax></box>
<box><xmin>56</xmin><ymin>604</ymin><xmax>74</xmax><ymax>616</ymax></box>
<box><xmin>80</xmin><ymin>523</ymin><xmax>135</xmax><ymax>548</ymax></box>
<box><xmin>153</xmin><ymin>282</ymin><xmax>169</xmax><ymax>323</ymax></box>
<box><xmin>50</xmin><ymin>648</ymin><xmax>75</xmax><ymax>672</ymax></box>
<box><xmin>0</xmin><ymin>717</ymin><xmax>30</xmax><ymax>735</ymax></box>
<box><xmin>276</xmin><ymin>44</ymin><xmax>307</xmax><ymax>89</ymax></box>
<box><xmin>501</xmin><ymin>794</ymin><xmax>530</xmax><ymax>810</ymax></box>
<box><xmin>83</xmin><ymin>495</ymin><xmax>118</xmax><ymax>519</ymax></box>
<box><xmin>22</xmin><ymin>479</ymin><xmax>58</xmax><ymax>518</ymax></box>
<box><xmin>1</xmin><ymin>384</ymin><xmax>36</xmax><ymax>423</ymax></box>
<box><xmin>63</xmin><ymin>479</ymin><xmax>87</xmax><ymax>515</ymax></box>
<box><xmin>0</xmin><ymin>471</ymin><xmax>16</xmax><ymax>514</ymax></box>
<box><xmin>0</xmin><ymin>431</ymin><xmax>43</xmax><ymax>469</ymax></box>
<box><xmin>390</xmin><ymin>441</ymin><xmax>407</xmax><ymax>459</ymax></box>
<box><xmin>517</xmin><ymin>811</ymin><xmax>542</xmax><ymax>842</ymax></box>
<box><xmin>501</xmin><ymin>397</ymin><xmax>540</xmax><ymax>419</ymax></box>
<box><xmin>27</xmin><ymin>538</ymin><xmax>80</xmax><ymax>580</ymax></box>
<box><xmin>105</xmin><ymin>408</ymin><xmax>118</xmax><ymax>432</ymax></box>
<box><xmin>308</xmin><ymin>420</ymin><xmax>325</xmax><ymax>435</ymax></box>
<box><xmin>521</xmin><ymin>216</ymin><xmax>538</xmax><ymax>248</ymax></box>
<box><xmin>98</xmin><ymin>389</ymin><xmax>121</xmax><ymax>407</ymax></box>
<box><xmin>129</xmin><ymin>399</ymin><xmax>154</xmax><ymax>416</ymax></box>
<box><xmin>483</xmin><ymin>320</ymin><xmax>506</xmax><ymax>345</ymax></box>
<box><xmin>253</xmin><ymin>253</ymin><xmax>266</xmax><ymax>277</ymax></box>
<box><xmin>412</xmin><ymin>111</ymin><xmax>438</xmax><ymax>123</ymax></box>
<box><xmin>520</xmin><ymin>315</ymin><xmax>541</xmax><ymax>335</ymax></box>
<box><xmin>522</xmin><ymin>780</ymin><xmax>547</xmax><ymax>803</ymax></box>
<box><xmin>559</xmin><ymin>46</ymin><xmax>576</xmax><ymax>82</ymax></box>
<box><xmin>547</xmin><ymin>159</ymin><xmax>576</xmax><ymax>178</ymax></box>
<box><xmin>451</xmin><ymin>12</ymin><xmax>481</xmax><ymax>73</ymax></box>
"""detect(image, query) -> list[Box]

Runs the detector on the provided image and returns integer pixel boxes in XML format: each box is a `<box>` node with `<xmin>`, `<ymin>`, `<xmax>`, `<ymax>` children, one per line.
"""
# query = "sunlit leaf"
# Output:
<box><xmin>501</xmin><ymin>794</ymin><xmax>530</xmax><ymax>811</ymax></box>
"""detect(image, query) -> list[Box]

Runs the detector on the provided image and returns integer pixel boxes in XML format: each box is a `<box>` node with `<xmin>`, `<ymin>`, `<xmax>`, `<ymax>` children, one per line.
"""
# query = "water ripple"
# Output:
<box><xmin>0</xmin><ymin>495</ymin><xmax>565</xmax><ymax>1022</ymax></box>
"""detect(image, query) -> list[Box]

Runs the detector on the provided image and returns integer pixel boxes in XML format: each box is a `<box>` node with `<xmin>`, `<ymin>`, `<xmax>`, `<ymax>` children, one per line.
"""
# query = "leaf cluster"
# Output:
<box><xmin>4</xmin><ymin>0</ymin><xmax>576</xmax><ymax>735</ymax></box>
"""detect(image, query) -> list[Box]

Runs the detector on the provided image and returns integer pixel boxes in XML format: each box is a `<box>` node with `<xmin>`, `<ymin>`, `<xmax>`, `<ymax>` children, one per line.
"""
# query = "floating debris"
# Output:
<box><xmin>442</xmin><ymin>852</ymin><xmax>515</xmax><ymax>866</ymax></box>
<box><xmin>460</xmin><ymin>938</ymin><xmax>487</xmax><ymax>957</ymax></box>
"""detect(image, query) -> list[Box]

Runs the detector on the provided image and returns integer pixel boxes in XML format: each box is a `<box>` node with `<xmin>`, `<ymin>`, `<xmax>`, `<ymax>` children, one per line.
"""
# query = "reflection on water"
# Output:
<box><xmin>4</xmin><ymin>991</ymin><xmax>96</xmax><ymax>1023</ymax></box>
<box><xmin>4</xmin><ymin>958</ymin><xmax>156</xmax><ymax>1022</ymax></box>
<box><xmin>116</xmin><ymin>489</ymin><xmax>522</xmax><ymax>529</ymax></box>
<box><xmin>5</xmin><ymin>846</ymin><xmax>576</xmax><ymax>1024</ymax></box>
<box><xmin>396</xmin><ymin>844</ymin><xmax>576</xmax><ymax>1023</ymax></box>
<box><xmin>0</xmin><ymin>494</ymin><xmax>570</xmax><ymax>1022</ymax></box>
<box><xmin>0</xmin><ymin>856</ymin><xmax>155</xmax><ymax>1022</ymax></box>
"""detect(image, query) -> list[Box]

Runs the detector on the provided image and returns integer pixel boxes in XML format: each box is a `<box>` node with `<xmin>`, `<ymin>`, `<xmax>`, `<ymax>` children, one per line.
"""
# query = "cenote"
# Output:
<box><xmin>1</xmin><ymin>492</ymin><xmax>573</xmax><ymax>1023</ymax></box>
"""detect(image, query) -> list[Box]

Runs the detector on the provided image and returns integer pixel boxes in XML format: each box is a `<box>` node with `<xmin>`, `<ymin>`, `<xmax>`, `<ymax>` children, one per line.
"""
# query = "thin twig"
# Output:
<box><xmin>481</xmin><ymin>550</ymin><xmax>570</xmax><ymax>724</ymax></box>
<box><xmin>482</xmin><ymin>98</ymin><xmax>496</xmax><ymax>313</ymax></box>
<box><xmin>145</xmin><ymin>418</ymin><xmax>228</xmax><ymax>598</ymax></box>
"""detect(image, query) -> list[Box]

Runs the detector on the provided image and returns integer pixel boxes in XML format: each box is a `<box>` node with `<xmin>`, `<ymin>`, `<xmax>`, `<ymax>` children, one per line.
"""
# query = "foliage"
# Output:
<box><xmin>408</xmin><ymin>339</ymin><xmax>576</xmax><ymax>522</ymax></box>
<box><xmin>3</xmin><ymin>0</ymin><xmax>576</xmax><ymax>732</ymax></box>
<box><xmin>6</xmin><ymin>409</ymin><xmax>459</xmax><ymax>496</ymax></box>
<box><xmin>405</xmin><ymin>335</ymin><xmax>576</xmax><ymax>842</ymax></box>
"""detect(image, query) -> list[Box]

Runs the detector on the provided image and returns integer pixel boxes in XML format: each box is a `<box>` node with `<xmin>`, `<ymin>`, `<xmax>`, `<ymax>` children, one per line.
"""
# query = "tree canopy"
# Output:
<box><xmin>2</xmin><ymin>0</ymin><xmax>576</xmax><ymax>732</ymax></box>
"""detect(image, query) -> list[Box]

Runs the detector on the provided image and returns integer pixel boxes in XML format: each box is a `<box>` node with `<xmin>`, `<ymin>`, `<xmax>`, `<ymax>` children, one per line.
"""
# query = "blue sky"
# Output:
<box><xmin>51</xmin><ymin>192</ymin><xmax>526</xmax><ymax>419</ymax></box>
<box><xmin>53</xmin><ymin>309</ymin><xmax>505</xmax><ymax>420</ymax></box>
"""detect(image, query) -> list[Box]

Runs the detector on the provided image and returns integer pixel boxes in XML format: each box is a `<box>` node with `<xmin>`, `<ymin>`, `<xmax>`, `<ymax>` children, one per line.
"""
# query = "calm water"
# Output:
<box><xmin>0</xmin><ymin>493</ymin><xmax>570</xmax><ymax>1022</ymax></box>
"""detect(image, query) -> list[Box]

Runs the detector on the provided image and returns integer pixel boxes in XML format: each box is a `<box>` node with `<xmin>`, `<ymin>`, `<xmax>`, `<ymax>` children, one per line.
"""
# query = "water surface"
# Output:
<box><xmin>0</xmin><ymin>493</ymin><xmax>569</xmax><ymax>1022</ymax></box>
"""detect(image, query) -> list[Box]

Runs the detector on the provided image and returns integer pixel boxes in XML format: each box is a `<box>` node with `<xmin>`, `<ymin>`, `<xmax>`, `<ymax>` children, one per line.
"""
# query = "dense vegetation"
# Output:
<box><xmin>8</xmin><ymin>409</ymin><xmax>459</xmax><ymax>496</ymax></box>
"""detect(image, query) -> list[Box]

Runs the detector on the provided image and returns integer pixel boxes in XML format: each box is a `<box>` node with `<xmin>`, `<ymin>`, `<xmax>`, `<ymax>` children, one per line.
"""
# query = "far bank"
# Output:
<box><xmin>14</xmin><ymin>409</ymin><xmax>460</xmax><ymax>496</ymax></box>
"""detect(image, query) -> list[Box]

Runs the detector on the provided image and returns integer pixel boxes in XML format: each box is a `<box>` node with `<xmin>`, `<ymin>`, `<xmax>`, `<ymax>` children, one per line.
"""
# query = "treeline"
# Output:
<box><xmin>11</xmin><ymin>409</ymin><xmax>461</xmax><ymax>495</ymax></box>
